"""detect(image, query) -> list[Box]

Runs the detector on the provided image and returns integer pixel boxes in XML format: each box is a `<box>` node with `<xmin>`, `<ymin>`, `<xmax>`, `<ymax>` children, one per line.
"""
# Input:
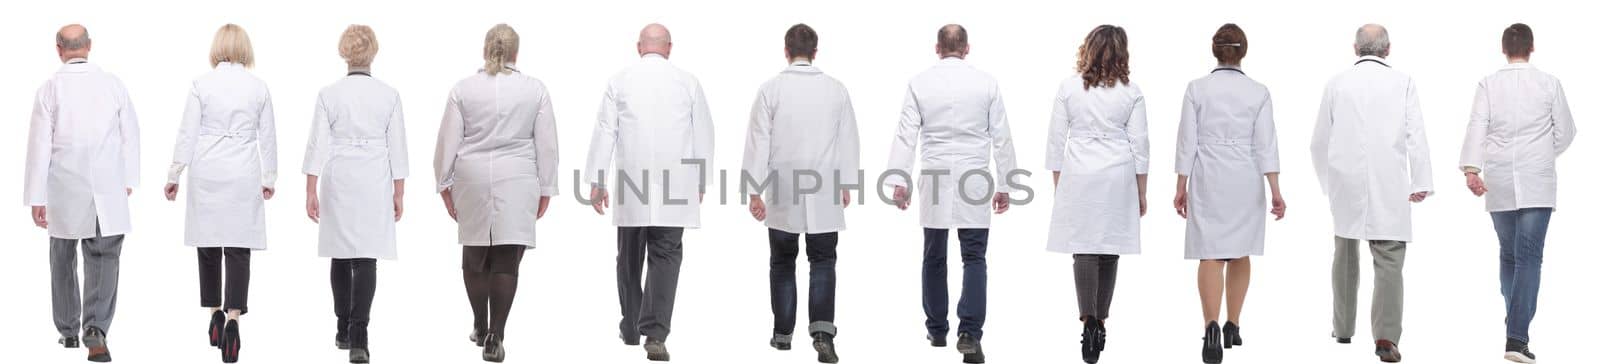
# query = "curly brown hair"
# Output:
<box><xmin>1077</xmin><ymin>25</ymin><xmax>1130</xmax><ymax>90</ymax></box>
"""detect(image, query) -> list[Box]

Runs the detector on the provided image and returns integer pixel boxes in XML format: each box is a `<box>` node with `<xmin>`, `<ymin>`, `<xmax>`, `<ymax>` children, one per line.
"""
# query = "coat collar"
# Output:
<box><xmin>59</xmin><ymin>58</ymin><xmax>96</xmax><ymax>73</ymax></box>
<box><xmin>1355</xmin><ymin>55</ymin><xmax>1390</xmax><ymax>68</ymax></box>
<box><xmin>784</xmin><ymin>60</ymin><xmax>820</xmax><ymax>74</ymax></box>
<box><xmin>1501</xmin><ymin>62</ymin><xmax>1534</xmax><ymax>71</ymax></box>
<box><xmin>642</xmin><ymin>53</ymin><xmax>667</xmax><ymax>61</ymax></box>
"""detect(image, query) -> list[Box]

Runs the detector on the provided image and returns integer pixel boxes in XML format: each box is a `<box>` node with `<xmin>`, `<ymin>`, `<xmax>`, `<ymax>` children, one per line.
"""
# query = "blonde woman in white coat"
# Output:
<box><xmin>1171</xmin><ymin>24</ymin><xmax>1285</xmax><ymax>364</ymax></box>
<box><xmin>1044</xmin><ymin>25</ymin><xmax>1147</xmax><ymax>364</ymax></box>
<box><xmin>433</xmin><ymin>24</ymin><xmax>558</xmax><ymax>363</ymax></box>
<box><xmin>162</xmin><ymin>24</ymin><xmax>276</xmax><ymax>364</ymax></box>
<box><xmin>303</xmin><ymin>25</ymin><xmax>408</xmax><ymax>364</ymax></box>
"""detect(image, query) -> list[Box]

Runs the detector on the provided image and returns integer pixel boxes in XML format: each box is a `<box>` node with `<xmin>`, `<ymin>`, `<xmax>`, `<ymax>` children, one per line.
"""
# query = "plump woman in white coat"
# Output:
<box><xmin>1171</xmin><ymin>24</ymin><xmax>1286</xmax><ymax>364</ymax></box>
<box><xmin>433</xmin><ymin>24</ymin><xmax>559</xmax><ymax>363</ymax></box>
<box><xmin>302</xmin><ymin>25</ymin><xmax>409</xmax><ymax>364</ymax></box>
<box><xmin>1043</xmin><ymin>25</ymin><xmax>1148</xmax><ymax>364</ymax></box>
<box><xmin>161</xmin><ymin>24</ymin><xmax>276</xmax><ymax>363</ymax></box>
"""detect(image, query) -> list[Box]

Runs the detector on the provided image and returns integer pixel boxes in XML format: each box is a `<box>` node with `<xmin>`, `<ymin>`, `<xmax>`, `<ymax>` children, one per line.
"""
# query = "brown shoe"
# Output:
<box><xmin>1375</xmin><ymin>340</ymin><xmax>1402</xmax><ymax>363</ymax></box>
<box><xmin>84</xmin><ymin>327</ymin><xmax>111</xmax><ymax>362</ymax></box>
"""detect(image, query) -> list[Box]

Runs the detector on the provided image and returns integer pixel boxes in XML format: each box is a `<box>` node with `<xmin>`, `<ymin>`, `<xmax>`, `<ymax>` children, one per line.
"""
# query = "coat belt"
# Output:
<box><xmin>1068</xmin><ymin>131</ymin><xmax>1124</xmax><ymax>140</ymax></box>
<box><xmin>333</xmin><ymin>137</ymin><xmax>386</xmax><ymax>147</ymax></box>
<box><xmin>198</xmin><ymin>128</ymin><xmax>255</xmax><ymax>137</ymax></box>
<box><xmin>1198</xmin><ymin>137</ymin><xmax>1249</xmax><ymax>146</ymax></box>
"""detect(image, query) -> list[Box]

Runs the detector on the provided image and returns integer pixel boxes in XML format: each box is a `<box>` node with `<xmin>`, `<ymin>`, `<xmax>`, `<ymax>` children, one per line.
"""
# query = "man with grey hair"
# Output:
<box><xmin>1310</xmin><ymin>23</ymin><xmax>1432</xmax><ymax>363</ymax></box>
<box><xmin>25</xmin><ymin>24</ymin><xmax>142</xmax><ymax>363</ymax></box>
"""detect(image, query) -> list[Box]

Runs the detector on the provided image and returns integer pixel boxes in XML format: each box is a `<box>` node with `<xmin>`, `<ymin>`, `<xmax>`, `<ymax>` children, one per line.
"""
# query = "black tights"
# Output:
<box><xmin>465</xmin><ymin>271</ymin><xmax>519</xmax><ymax>336</ymax></box>
<box><xmin>332</xmin><ymin>258</ymin><xmax>376</xmax><ymax>349</ymax></box>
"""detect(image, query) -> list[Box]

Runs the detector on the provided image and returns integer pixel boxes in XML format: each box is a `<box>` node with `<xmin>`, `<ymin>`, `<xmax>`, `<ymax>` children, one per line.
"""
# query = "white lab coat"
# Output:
<box><xmin>168</xmin><ymin>62</ymin><xmax>277</xmax><ymax>249</ymax></box>
<box><xmin>885</xmin><ymin>58</ymin><xmax>1018</xmax><ymax>229</ymax></box>
<box><xmin>741</xmin><ymin>62</ymin><xmax>861</xmax><ymax>234</ymax></box>
<box><xmin>584</xmin><ymin>54</ymin><xmax>714</xmax><ymax>228</ymax></box>
<box><xmin>1459</xmin><ymin>63</ymin><xmax>1577</xmax><ymax>212</ymax></box>
<box><xmin>304</xmin><ymin>73</ymin><xmax>409</xmax><ymax>259</ymax></box>
<box><xmin>1174</xmin><ymin>68</ymin><xmax>1279</xmax><ymax>259</ymax></box>
<box><xmin>24</xmin><ymin>60</ymin><xmax>141</xmax><ymax>240</ymax></box>
<box><xmin>435</xmin><ymin>66</ymin><xmax>560</xmax><ymax>247</ymax></box>
<box><xmin>1044</xmin><ymin>77</ymin><xmax>1149</xmax><ymax>255</ymax></box>
<box><xmin>1310</xmin><ymin>56</ymin><xmax>1433</xmax><ymax>242</ymax></box>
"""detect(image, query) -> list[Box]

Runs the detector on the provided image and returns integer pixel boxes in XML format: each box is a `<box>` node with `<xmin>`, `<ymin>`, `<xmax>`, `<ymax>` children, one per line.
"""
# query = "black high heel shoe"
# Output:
<box><xmin>1222</xmin><ymin>322</ymin><xmax>1242</xmax><ymax>348</ymax></box>
<box><xmin>470</xmin><ymin>328</ymin><xmax>488</xmax><ymax>347</ymax></box>
<box><xmin>1080</xmin><ymin>317</ymin><xmax>1104</xmax><ymax>364</ymax></box>
<box><xmin>482</xmin><ymin>333</ymin><xmax>506</xmax><ymax>363</ymax></box>
<box><xmin>208</xmin><ymin>311</ymin><xmax>225</xmax><ymax>347</ymax></box>
<box><xmin>221</xmin><ymin>319</ymin><xmax>241</xmax><ymax>363</ymax></box>
<box><xmin>1202</xmin><ymin>321</ymin><xmax>1223</xmax><ymax>364</ymax></box>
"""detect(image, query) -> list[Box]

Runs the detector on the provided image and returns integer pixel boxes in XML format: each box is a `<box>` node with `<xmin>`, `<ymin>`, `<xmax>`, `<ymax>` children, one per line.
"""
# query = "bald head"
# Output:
<box><xmin>936</xmin><ymin>24</ymin><xmax>969</xmax><ymax>58</ymax></box>
<box><xmin>56</xmin><ymin>24</ymin><xmax>91</xmax><ymax>62</ymax></box>
<box><xmin>1354</xmin><ymin>23</ymin><xmax>1390</xmax><ymax>58</ymax></box>
<box><xmin>637</xmin><ymin>23</ymin><xmax>672</xmax><ymax>59</ymax></box>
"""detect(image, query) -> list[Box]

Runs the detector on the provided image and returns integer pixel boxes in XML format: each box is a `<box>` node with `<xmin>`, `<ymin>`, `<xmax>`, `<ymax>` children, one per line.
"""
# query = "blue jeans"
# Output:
<box><xmin>922</xmin><ymin>228</ymin><xmax>988</xmax><ymax>340</ymax></box>
<box><xmin>1490</xmin><ymin>208</ymin><xmax>1551</xmax><ymax>343</ymax></box>
<box><xmin>769</xmin><ymin>229</ymin><xmax>838</xmax><ymax>337</ymax></box>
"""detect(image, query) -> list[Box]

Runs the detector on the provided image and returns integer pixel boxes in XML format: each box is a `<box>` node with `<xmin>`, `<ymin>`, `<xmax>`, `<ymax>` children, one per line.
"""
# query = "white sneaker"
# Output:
<box><xmin>1505</xmin><ymin>350</ymin><xmax>1537</xmax><ymax>364</ymax></box>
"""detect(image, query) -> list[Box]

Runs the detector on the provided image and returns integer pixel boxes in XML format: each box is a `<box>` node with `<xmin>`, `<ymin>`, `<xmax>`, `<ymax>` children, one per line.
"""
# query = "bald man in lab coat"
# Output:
<box><xmin>24</xmin><ymin>24</ymin><xmax>140</xmax><ymax>363</ymax></box>
<box><xmin>1309</xmin><ymin>24</ymin><xmax>1433</xmax><ymax>363</ymax></box>
<box><xmin>886</xmin><ymin>24</ymin><xmax>1018</xmax><ymax>364</ymax></box>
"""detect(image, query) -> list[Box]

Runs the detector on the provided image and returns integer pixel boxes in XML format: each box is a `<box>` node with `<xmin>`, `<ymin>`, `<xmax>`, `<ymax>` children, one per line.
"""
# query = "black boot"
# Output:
<box><xmin>770</xmin><ymin>333</ymin><xmax>792</xmax><ymax>351</ymax></box>
<box><xmin>1223</xmin><ymin>321</ymin><xmax>1242</xmax><ymax>348</ymax></box>
<box><xmin>1080</xmin><ymin>317</ymin><xmax>1101</xmax><ymax>364</ymax></box>
<box><xmin>813</xmin><ymin>333</ymin><xmax>839</xmax><ymax>363</ymax></box>
<box><xmin>1202</xmin><ymin>321</ymin><xmax>1223</xmax><ymax>364</ymax></box>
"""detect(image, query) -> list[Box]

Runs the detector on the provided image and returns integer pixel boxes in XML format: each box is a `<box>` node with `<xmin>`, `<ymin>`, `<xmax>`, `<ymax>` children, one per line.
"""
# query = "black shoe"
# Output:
<box><xmin>1222</xmin><ymin>321</ymin><xmax>1242</xmax><ymax>348</ymax></box>
<box><xmin>1081</xmin><ymin>317</ymin><xmax>1105</xmax><ymax>364</ymax></box>
<box><xmin>1335</xmin><ymin>337</ymin><xmax>1352</xmax><ymax>344</ymax></box>
<box><xmin>962</xmin><ymin>352</ymin><xmax>986</xmax><ymax>363</ymax></box>
<box><xmin>470</xmin><ymin>329</ymin><xmax>488</xmax><ymax>348</ymax></box>
<box><xmin>770</xmin><ymin>333</ymin><xmax>792</xmax><ymax>351</ymax></box>
<box><xmin>348</xmin><ymin>348</ymin><xmax>370</xmax><ymax>363</ymax></box>
<box><xmin>84</xmin><ymin>327</ymin><xmax>111</xmax><ymax>363</ymax></box>
<box><xmin>956</xmin><ymin>332</ymin><xmax>980</xmax><ymax>354</ymax></box>
<box><xmin>1504</xmin><ymin>338</ymin><xmax>1536</xmax><ymax>364</ymax></box>
<box><xmin>209</xmin><ymin>311</ymin><xmax>225</xmax><ymax>347</ymax></box>
<box><xmin>1375</xmin><ymin>340</ymin><xmax>1402</xmax><ymax>363</ymax></box>
<box><xmin>482</xmin><ymin>333</ymin><xmax>505</xmax><ymax>363</ymax></box>
<box><xmin>927</xmin><ymin>334</ymin><xmax>947</xmax><ymax>347</ymax></box>
<box><xmin>1202</xmin><ymin>321</ymin><xmax>1223</xmax><ymax>364</ymax></box>
<box><xmin>59</xmin><ymin>336</ymin><xmax>80</xmax><ymax>349</ymax></box>
<box><xmin>813</xmin><ymin>333</ymin><xmax>839</xmax><ymax>363</ymax></box>
<box><xmin>620</xmin><ymin>332</ymin><xmax>640</xmax><ymax>346</ymax></box>
<box><xmin>335</xmin><ymin>332</ymin><xmax>351</xmax><ymax>350</ymax></box>
<box><xmin>221</xmin><ymin>319</ymin><xmax>241</xmax><ymax>363</ymax></box>
<box><xmin>644</xmin><ymin>337</ymin><xmax>670</xmax><ymax>361</ymax></box>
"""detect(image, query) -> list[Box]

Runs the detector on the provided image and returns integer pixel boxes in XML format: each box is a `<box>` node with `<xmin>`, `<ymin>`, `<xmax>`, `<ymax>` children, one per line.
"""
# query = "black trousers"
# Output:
<box><xmin>332</xmin><ymin>258</ymin><xmax>377</xmax><ymax>349</ymax></box>
<box><xmin>197</xmin><ymin>247</ymin><xmax>251</xmax><ymax>314</ymax></box>
<box><xmin>769</xmin><ymin>229</ymin><xmax>838</xmax><ymax>337</ymax></box>
<box><xmin>1072</xmin><ymin>254</ymin><xmax>1120</xmax><ymax>320</ymax></box>
<box><xmin>617</xmin><ymin>227</ymin><xmax>683</xmax><ymax>341</ymax></box>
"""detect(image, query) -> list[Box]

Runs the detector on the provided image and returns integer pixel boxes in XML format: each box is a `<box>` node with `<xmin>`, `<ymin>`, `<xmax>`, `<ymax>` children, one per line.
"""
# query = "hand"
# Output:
<box><xmin>441</xmin><ymin>188</ymin><xmax>458</xmax><ymax>221</ymax></box>
<box><xmin>1173</xmin><ymin>189</ymin><xmax>1188</xmax><ymax>219</ymax></box>
<box><xmin>393</xmin><ymin>192</ymin><xmax>404</xmax><ymax>221</ymax></box>
<box><xmin>1138</xmin><ymin>194</ymin><xmax>1148</xmax><ymax>217</ymax></box>
<box><xmin>537</xmin><ymin>196</ymin><xmax>551</xmax><ymax>219</ymax></box>
<box><xmin>841</xmin><ymin>190</ymin><xmax>852</xmax><ymax>208</ymax></box>
<box><xmin>993</xmin><ymin>192</ymin><xmax>1010</xmax><ymax>214</ymax></box>
<box><xmin>1465</xmin><ymin>172</ymin><xmax>1487</xmax><ymax>197</ymax></box>
<box><xmin>893</xmin><ymin>186</ymin><xmax>911</xmax><ymax>210</ymax></box>
<box><xmin>1271</xmin><ymin>194</ymin><xmax>1287</xmax><ymax>221</ymax></box>
<box><xmin>262</xmin><ymin>187</ymin><xmax>275</xmax><ymax>200</ymax></box>
<box><xmin>305</xmin><ymin>193</ymin><xmax>320</xmax><ymax>223</ymax></box>
<box><xmin>126</xmin><ymin>188</ymin><xmax>133</xmax><ymax>196</ymax></box>
<box><xmin>164</xmin><ymin>183</ymin><xmax>179</xmax><ymax>201</ymax></box>
<box><xmin>590</xmin><ymin>187</ymin><xmax>609</xmax><ymax>215</ymax></box>
<box><xmin>31</xmin><ymin>206</ymin><xmax>47</xmax><ymax>228</ymax></box>
<box><xmin>749</xmin><ymin>195</ymin><xmax>767</xmax><ymax>221</ymax></box>
<box><xmin>1409</xmin><ymin>192</ymin><xmax>1429</xmax><ymax>203</ymax></box>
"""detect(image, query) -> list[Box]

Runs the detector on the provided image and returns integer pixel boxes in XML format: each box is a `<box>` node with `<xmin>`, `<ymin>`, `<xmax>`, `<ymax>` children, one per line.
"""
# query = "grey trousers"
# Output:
<box><xmin>617</xmin><ymin>227</ymin><xmax>684</xmax><ymax>340</ymax></box>
<box><xmin>50</xmin><ymin>233</ymin><xmax>125</xmax><ymax>337</ymax></box>
<box><xmin>1332</xmin><ymin>236</ymin><xmax>1405</xmax><ymax>343</ymax></box>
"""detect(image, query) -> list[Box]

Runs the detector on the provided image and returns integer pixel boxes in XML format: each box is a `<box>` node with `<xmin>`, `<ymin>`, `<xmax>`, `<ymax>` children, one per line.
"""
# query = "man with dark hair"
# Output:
<box><xmin>1460</xmin><ymin>22</ymin><xmax>1575</xmax><ymax>364</ymax></box>
<box><xmin>887</xmin><ymin>23</ymin><xmax>1017</xmax><ymax>364</ymax></box>
<box><xmin>742</xmin><ymin>23</ymin><xmax>859</xmax><ymax>364</ymax></box>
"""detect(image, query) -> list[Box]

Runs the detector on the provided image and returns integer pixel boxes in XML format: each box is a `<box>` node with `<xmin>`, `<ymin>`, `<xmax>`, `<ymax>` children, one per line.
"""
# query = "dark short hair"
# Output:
<box><xmin>937</xmin><ymin>24</ymin><xmax>967</xmax><ymax>55</ymax></box>
<box><xmin>1502</xmin><ymin>23</ymin><xmax>1533</xmax><ymax>58</ymax></box>
<box><xmin>1211</xmin><ymin>23</ymin><xmax>1247</xmax><ymax>65</ymax></box>
<box><xmin>785</xmin><ymin>23</ymin><xmax>818</xmax><ymax>59</ymax></box>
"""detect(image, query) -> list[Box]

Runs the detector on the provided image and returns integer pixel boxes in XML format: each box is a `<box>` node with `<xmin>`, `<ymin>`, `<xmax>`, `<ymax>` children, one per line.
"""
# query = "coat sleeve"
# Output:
<box><xmin>257</xmin><ymin>89</ymin><xmax>279</xmax><ymax>189</ymax></box>
<box><xmin>1551</xmin><ymin>79</ymin><xmax>1577</xmax><ymax>156</ymax></box>
<box><xmin>167</xmin><ymin>84</ymin><xmax>202</xmax><ymax>184</ymax></box>
<box><xmin>1310</xmin><ymin>83</ymin><xmax>1335</xmax><ymax>195</ymax></box>
<box><xmin>533</xmin><ymin>91</ymin><xmax>560</xmax><ymax>196</ymax></box>
<box><xmin>433</xmin><ymin>89</ymin><xmax>464</xmax><ymax>192</ymax></box>
<box><xmin>24</xmin><ymin>83</ymin><xmax>55</xmax><ymax>206</ymax></box>
<box><xmin>1173</xmin><ymin>84</ymin><xmax>1199</xmax><ymax>176</ymax></box>
<box><xmin>689</xmin><ymin>79</ymin><xmax>715</xmax><ymax>193</ymax></box>
<box><xmin>584</xmin><ymin>81</ymin><xmax>620</xmax><ymax>188</ymax></box>
<box><xmin>1045</xmin><ymin>86</ymin><xmax>1068</xmax><ymax>172</ymax></box>
<box><xmin>836</xmin><ymin>88</ymin><xmax>862</xmax><ymax>189</ymax></box>
<box><xmin>1404</xmin><ymin>79</ymin><xmax>1434</xmax><ymax>195</ymax></box>
<box><xmin>1459</xmin><ymin>80</ymin><xmax>1490</xmax><ymax>172</ymax></box>
<box><xmin>740</xmin><ymin>85</ymin><xmax>773</xmax><ymax>195</ymax></box>
<box><xmin>117</xmin><ymin>80</ymin><xmax>141</xmax><ymax>189</ymax></box>
<box><xmin>1252</xmin><ymin>92</ymin><xmax>1280</xmax><ymax>174</ymax></box>
<box><xmin>987</xmin><ymin>86</ymin><xmax>1019</xmax><ymax>193</ymax></box>
<box><xmin>386</xmin><ymin>94</ymin><xmax>410</xmax><ymax>180</ymax></box>
<box><xmin>884</xmin><ymin>85</ymin><xmax>922</xmax><ymax>188</ymax></box>
<box><xmin>302</xmin><ymin>92</ymin><xmax>334</xmax><ymax>177</ymax></box>
<box><xmin>1127</xmin><ymin>88</ymin><xmax>1151</xmax><ymax>175</ymax></box>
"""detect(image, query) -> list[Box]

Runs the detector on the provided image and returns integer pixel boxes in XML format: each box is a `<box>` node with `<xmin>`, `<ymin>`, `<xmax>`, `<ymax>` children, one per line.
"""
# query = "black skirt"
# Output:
<box><xmin>461</xmin><ymin>245</ymin><xmax>527</xmax><ymax>274</ymax></box>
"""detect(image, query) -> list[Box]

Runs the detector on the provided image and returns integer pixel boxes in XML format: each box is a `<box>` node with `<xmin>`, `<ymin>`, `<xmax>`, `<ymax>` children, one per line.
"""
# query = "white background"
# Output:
<box><xmin>0</xmin><ymin>0</ymin><xmax>1593</xmax><ymax>363</ymax></box>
